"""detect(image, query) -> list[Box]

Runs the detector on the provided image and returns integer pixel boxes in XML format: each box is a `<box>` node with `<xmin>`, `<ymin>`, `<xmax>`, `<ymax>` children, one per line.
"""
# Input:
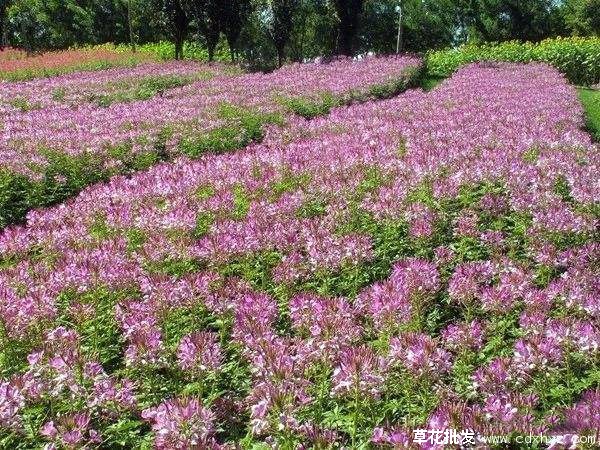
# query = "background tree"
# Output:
<box><xmin>455</xmin><ymin>0</ymin><xmax>564</xmax><ymax>43</ymax></box>
<box><xmin>187</xmin><ymin>0</ymin><xmax>222</xmax><ymax>61</ymax></box>
<box><xmin>265</xmin><ymin>0</ymin><xmax>300</xmax><ymax>66</ymax></box>
<box><xmin>7</xmin><ymin>0</ymin><xmax>95</xmax><ymax>50</ymax></box>
<box><xmin>361</xmin><ymin>0</ymin><xmax>457</xmax><ymax>53</ymax></box>
<box><xmin>288</xmin><ymin>0</ymin><xmax>337</xmax><ymax>61</ymax></box>
<box><xmin>562</xmin><ymin>0</ymin><xmax>600</xmax><ymax>36</ymax></box>
<box><xmin>127</xmin><ymin>0</ymin><xmax>136</xmax><ymax>51</ymax></box>
<box><xmin>90</xmin><ymin>0</ymin><xmax>129</xmax><ymax>44</ymax></box>
<box><xmin>0</xmin><ymin>0</ymin><xmax>10</xmax><ymax>48</ymax></box>
<box><xmin>332</xmin><ymin>0</ymin><xmax>364</xmax><ymax>55</ymax></box>
<box><xmin>222</xmin><ymin>0</ymin><xmax>252</xmax><ymax>61</ymax></box>
<box><xmin>495</xmin><ymin>0</ymin><xmax>562</xmax><ymax>42</ymax></box>
<box><xmin>160</xmin><ymin>0</ymin><xmax>189</xmax><ymax>59</ymax></box>
<box><xmin>585</xmin><ymin>0</ymin><xmax>600</xmax><ymax>34</ymax></box>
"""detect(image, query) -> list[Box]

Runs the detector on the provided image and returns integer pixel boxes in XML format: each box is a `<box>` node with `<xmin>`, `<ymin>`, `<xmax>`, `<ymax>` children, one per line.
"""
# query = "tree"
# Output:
<box><xmin>361</xmin><ymin>0</ymin><xmax>458</xmax><ymax>53</ymax></box>
<box><xmin>162</xmin><ymin>0</ymin><xmax>189</xmax><ymax>59</ymax></box>
<box><xmin>455</xmin><ymin>0</ymin><xmax>563</xmax><ymax>43</ymax></box>
<box><xmin>497</xmin><ymin>0</ymin><xmax>560</xmax><ymax>42</ymax></box>
<box><xmin>187</xmin><ymin>0</ymin><xmax>221</xmax><ymax>61</ymax></box>
<box><xmin>7</xmin><ymin>0</ymin><xmax>95</xmax><ymax>50</ymax></box>
<box><xmin>127</xmin><ymin>0</ymin><xmax>136</xmax><ymax>51</ymax></box>
<box><xmin>222</xmin><ymin>0</ymin><xmax>252</xmax><ymax>61</ymax></box>
<box><xmin>265</xmin><ymin>0</ymin><xmax>300</xmax><ymax>66</ymax></box>
<box><xmin>0</xmin><ymin>0</ymin><xmax>10</xmax><ymax>48</ymax></box>
<box><xmin>332</xmin><ymin>0</ymin><xmax>364</xmax><ymax>55</ymax></box>
<box><xmin>562</xmin><ymin>0</ymin><xmax>600</xmax><ymax>35</ymax></box>
<box><xmin>584</xmin><ymin>0</ymin><xmax>600</xmax><ymax>34</ymax></box>
<box><xmin>89</xmin><ymin>0</ymin><xmax>128</xmax><ymax>44</ymax></box>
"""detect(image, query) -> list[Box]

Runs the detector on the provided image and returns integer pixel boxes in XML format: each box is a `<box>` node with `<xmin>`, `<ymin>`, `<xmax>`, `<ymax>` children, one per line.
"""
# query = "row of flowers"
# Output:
<box><xmin>0</xmin><ymin>62</ymin><xmax>598</xmax><ymax>448</ymax></box>
<box><xmin>0</xmin><ymin>46</ymin><xmax>156</xmax><ymax>82</ymax></box>
<box><xmin>0</xmin><ymin>55</ymin><xmax>422</xmax><ymax>229</ymax></box>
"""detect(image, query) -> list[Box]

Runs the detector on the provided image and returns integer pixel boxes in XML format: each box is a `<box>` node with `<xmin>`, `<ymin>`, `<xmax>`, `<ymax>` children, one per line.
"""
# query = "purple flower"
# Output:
<box><xmin>40</xmin><ymin>412</ymin><xmax>100</xmax><ymax>448</ymax></box>
<box><xmin>389</xmin><ymin>332</ymin><xmax>452</xmax><ymax>379</ymax></box>
<box><xmin>0</xmin><ymin>381</ymin><xmax>24</xmax><ymax>429</ymax></box>
<box><xmin>441</xmin><ymin>320</ymin><xmax>486</xmax><ymax>352</ymax></box>
<box><xmin>177</xmin><ymin>331</ymin><xmax>222</xmax><ymax>374</ymax></box>
<box><xmin>142</xmin><ymin>397</ymin><xmax>218</xmax><ymax>449</ymax></box>
<box><xmin>372</xmin><ymin>425</ymin><xmax>413</xmax><ymax>447</ymax></box>
<box><xmin>331</xmin><ymin>345</ymin><xmax>387</xmax><ymax>398</ymax></box>
<box><xmin>289</xmin><ymin>293</ymin><xmax>361</xmax><ymax>356</ymax></box>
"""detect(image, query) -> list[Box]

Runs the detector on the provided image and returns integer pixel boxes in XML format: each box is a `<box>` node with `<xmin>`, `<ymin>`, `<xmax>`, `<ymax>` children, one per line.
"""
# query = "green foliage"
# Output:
<box><xmin>280</xmin><ymin>67</ymin><xmax>422</xmax><ymax>119</ymax></box>
<box><xmin>0</xmin><ymin>169</ymin><xmax>34</xmax><ymax>229</ymax></box>
<box><xmin>280</xmin><ymin>92</ymin><xmax>340</xmax><ymax>119</ymax></box>
<box><xmin>562</xmin><ymin>0</ymin><xmax>600</xmax><ymax>36</ymax></box>
<box><xmin>193</xmin><ymin>211</ymin><xmax>215</xmax><ymax>238</ymax></box>
<box><xmin>426</xmin><ymin>36</ymin><xmax>600</xmax><ymax>86</ymax></box>
<box><xmin>86</xmin><ymin>73</ymin><xmax>201</xmax><ymax>107</ymax></box>
<box><xmin>0</xmin><ymin>139</ymin><xmax>172</xmax><ymax>228</ymax></box>
<box><xmin>0</xmin><ymin>149</ymin><xmax>114</xmax><ymax>228</ymax></box>
<box><xmin>178</xmin><ymin>104</ymin><xmax>283</xmax><ymax>158</ymax></box>
<box><xmin>0</xmin><ymin>104</ymin><xmax>284</xmax><ymax>229</ymax></box>
<box><xmin>122</xmin><ymin>40</ymin><xmax>231</xmax><ymax>62</ymax></box>
<box><xmin>361</xmin><ymin>0</ymin><xmax>458</xmax><ymax>53</ymax></box>
<box><xmin>7</xmin><ymin>0</ymin><xmax>92</xmax><ymax>51</ymax></box>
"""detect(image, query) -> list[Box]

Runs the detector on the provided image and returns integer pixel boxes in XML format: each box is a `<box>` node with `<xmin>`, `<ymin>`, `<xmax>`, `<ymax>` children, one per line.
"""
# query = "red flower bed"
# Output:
<box><xmin>0</xmin><ymin>47</ymin><xmax>155</xmax><ymax>81</ymax></box>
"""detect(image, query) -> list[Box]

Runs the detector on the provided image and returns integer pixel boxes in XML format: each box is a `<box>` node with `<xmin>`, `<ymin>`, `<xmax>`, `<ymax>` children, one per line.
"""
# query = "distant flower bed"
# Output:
<box><xmin>0</xmin><ymin>47</ymin><xmax>28</xmax><ymax>61</ymax></box>
<box><xmin>426</xmin><ymin>36</ymin><xmax>600</xmax><ymax>86</ymax></box>
<box><xmin>0</xmin><ymin>45</ymin><xmax>156</xmax><ymax>81</ymax></box>
<box><xmin>0</xmin><ymin>62</ymin><xmax>597</xmax><ymax>449</ymax></box>
<box><xmin>0</xmin><ymin>55</ymin><xmax>422</xmax><ymax>228</ymax></box>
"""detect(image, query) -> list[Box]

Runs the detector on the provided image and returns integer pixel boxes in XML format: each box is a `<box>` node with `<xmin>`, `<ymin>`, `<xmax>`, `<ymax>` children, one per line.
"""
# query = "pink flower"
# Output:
<box><xmin>177</xmin><ymin>331</ymin><xmax>222</xmax><ymax>374</ymax></box>
<box><xmin>331</xmin><ymin>345</ymin><xmax>387</xmax><ymax>398</ymax></box>
<box><xmin>0</xmin><ymin>381</ymin><xmax>24</xmax><ymax>429</ymax></box>
<box><xmin>142</xmin><ymin>397</ymin><xmax>218</xmax><ymax>449</ymax></box>
<box><xmin>389</xmin><ymin>332</ymin><xmax>452</xmax><ymax>378</ymax></box>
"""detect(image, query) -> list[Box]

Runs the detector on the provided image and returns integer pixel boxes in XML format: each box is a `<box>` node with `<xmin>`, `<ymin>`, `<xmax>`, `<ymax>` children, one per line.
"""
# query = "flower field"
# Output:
<box><xmin>0</xmin><ymin>55</ymin><xmax>421</xmax><ymax>228</ymax></box>
<box><xmin>0</xmin><ymin>46</ymin><xmax>157</xmax><ymax>82</ymax></box>
<box><xmin>0</xmin><ymin>57</ymin><xmax>598</xmax><ymax>448</ymax></box>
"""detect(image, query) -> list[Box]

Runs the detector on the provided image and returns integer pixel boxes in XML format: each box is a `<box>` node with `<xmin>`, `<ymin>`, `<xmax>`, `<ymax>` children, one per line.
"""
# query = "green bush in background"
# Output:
<box><xmin>426</xmin><ymin>37</ymin><xmax>600</xmax><ymax>86</ymax></box>
<box><xmin>114</xmin><ymin>41</ymin><xmax>231</xmax><ymax>63</ymax></box>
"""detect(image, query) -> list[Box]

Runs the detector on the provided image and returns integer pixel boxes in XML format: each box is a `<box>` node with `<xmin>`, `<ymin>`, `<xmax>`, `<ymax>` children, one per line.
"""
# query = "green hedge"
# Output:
<box><xmin>114</xmin><ymin>41</ymin><xmax>232</xmax><ymax>62</ymax></box>
<box><xmin>426</xmin><ymin>37</ymin><xmax>600</xmax><ymax>86</ymax></box>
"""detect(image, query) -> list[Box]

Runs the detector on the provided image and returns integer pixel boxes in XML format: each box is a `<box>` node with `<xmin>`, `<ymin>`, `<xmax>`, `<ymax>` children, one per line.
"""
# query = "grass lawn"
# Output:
<box><xmin>578</xmin><ymin>87</ymin><xmax>600</xmax><ymax>142</ymax></box>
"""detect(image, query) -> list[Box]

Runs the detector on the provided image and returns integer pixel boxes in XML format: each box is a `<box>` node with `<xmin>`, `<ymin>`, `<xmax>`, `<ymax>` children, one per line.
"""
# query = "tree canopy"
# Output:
<box><xmin>1</xmin><ymin>0</ymin><xmax>598</xmax><ymax>68</ymax></box>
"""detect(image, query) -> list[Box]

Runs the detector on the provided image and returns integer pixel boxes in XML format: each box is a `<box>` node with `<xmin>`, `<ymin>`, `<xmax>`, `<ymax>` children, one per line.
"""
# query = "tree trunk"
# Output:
<box><xmin>277</xmin><ymin>46</ymin><xmax>284</xmax><ymax>67</ymax></box>
<box><xmin>0</xmin><ymin>2</ymin><xmax>5</xmax><ymax>50</ymax></box>
<box><xmin>175</xmin><ymin>38</ymin><xmax>183</xmax><ymax>60</ymax></box>
<box><xmin>172</xmin><ymin>0</ymin><xmax>188</xmax><ymax>60</ymax></box>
